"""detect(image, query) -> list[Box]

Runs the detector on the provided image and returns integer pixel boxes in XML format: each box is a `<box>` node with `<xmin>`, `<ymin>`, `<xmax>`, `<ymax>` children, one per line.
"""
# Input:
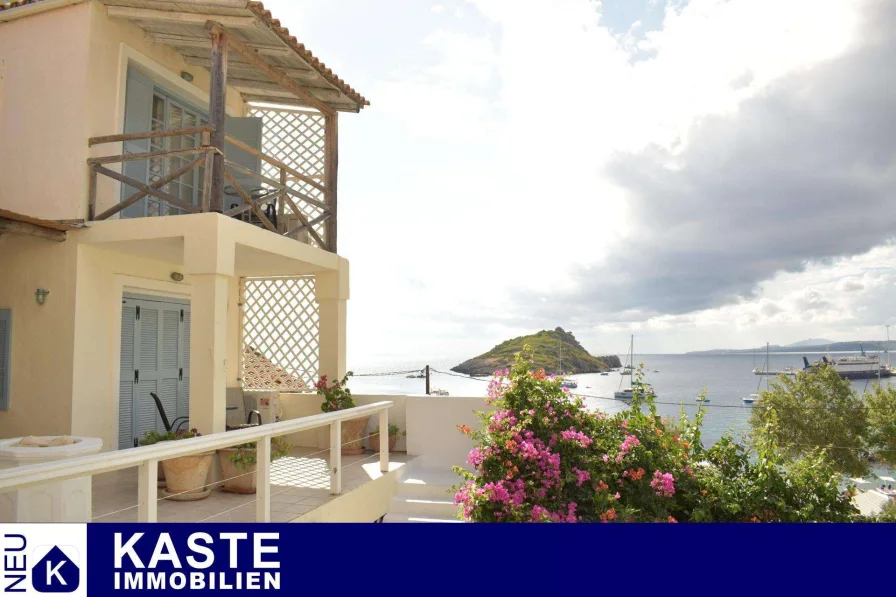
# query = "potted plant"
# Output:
<box><xmin>218</xmin><ymin>437</ymin><xmax>292</xmax><ymax>494</ymax></box>
<box><xmin>317</xmin><ymin>372</ymin><xmax>367</xmax><ymax>455</ymax></box>
<box><xmin>369</xmin><ymin>424</ymin><xmax>405</xmax><ymax>452</ymax></box>
<box><xmin>148</xmin><ymin>428</ymin><xmax>213</xmax><ymax>501</ymax></box>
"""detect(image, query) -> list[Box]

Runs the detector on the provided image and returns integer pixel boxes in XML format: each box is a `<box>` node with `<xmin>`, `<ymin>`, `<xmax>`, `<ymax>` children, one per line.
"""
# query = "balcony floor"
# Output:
<box><xmin>91</xmin><ymin>447</ymin><xmax>410</xmax><ymax>523</ymax></box>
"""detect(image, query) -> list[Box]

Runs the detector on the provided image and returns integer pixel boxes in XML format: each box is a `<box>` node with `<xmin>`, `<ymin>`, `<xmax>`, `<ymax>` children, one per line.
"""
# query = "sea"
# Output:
<box><xmin>348</xmin><ymin>352</ymin><xmax>896</xmax><ymax>481</ymax></box>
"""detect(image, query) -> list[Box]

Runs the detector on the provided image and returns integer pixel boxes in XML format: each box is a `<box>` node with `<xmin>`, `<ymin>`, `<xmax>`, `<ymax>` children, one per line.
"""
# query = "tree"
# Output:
<box><xmin>749</xmin><ymin>364</ymin><xmax>869</xmax><ymax>477</ymax></box>
<box><xmin>866</xmin><ymin>383</ymin><xmax>896</xmax><ymax>467</ymax></box>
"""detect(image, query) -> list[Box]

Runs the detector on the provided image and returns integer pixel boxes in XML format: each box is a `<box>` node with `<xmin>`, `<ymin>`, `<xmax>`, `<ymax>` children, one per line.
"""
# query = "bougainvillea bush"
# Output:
<box><xmin>454</xmin><ymin>348</ymin><xmax>858</xmax><ymax>522</ymax></box>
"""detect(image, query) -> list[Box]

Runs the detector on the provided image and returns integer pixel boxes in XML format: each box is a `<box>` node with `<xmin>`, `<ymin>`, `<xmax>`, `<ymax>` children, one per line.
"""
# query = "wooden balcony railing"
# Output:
<box><xmin>87</xmin><ymin>126</ymin><xmax>332</xmax><ymax>249</ymax></box>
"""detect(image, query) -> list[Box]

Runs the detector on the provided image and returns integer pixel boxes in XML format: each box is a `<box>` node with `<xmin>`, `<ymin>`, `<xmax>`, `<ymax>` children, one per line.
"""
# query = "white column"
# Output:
<box><xmin>316</xmin><ymin>260</ymin><xmax>349</xmax><ymax>383</ymax></box>
<box><xmin>185</xmin><ymin>228</ymin><xmax>235</xmax><ymax>436</ymax></box>
<box><xmin>256</xmin><ymin>436</ymin><xmax>271</xmax><ymax>522</ymax></box>
<box><xmin>138</xmin><ymin>459</ymin><xmax>158</xmax><ymax>522</ymax></box>
<box><xmin>329</xmin><ymin>421</ymin><xmax>342</xmax><ymax>495</ymax></box>
<box><xmin>379</xmin><ymin>409</ymin><xmax>389</xmax><ymax>473</ymax></box>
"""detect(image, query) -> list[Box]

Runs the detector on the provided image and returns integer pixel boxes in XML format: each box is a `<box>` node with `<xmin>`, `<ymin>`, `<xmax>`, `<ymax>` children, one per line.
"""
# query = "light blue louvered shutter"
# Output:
<box><xmin>120</xmin><ymin>69</ymin><xmax>155</xmax><ymax>218</ymax></box>
<box><xmin>224</xmin><ymin>116</ymin><xmax>263</xmax><ymax>212</ymax></box>
<box><xmin>0</xmin><ymin>309</ymin><xmax>11</xmax><ymax>411</ymax></box>
<box><xmin>158</xmin><ymin>306</ymin><xmax>181</xmax><ymax>430</ymax></box>
<box><xmin>177</xmin><ymin>308</ymin><xmax>191</xmax><ymax>424</ymax></box>
<box><xmin>118</xmin><ymin>305</ymin><xmax>136</xmax><ymax>448</ymax></box>
<box><xmin>134</xmin><ymin>304</ymin><xmax>160</xmax><ymax>440</ymax></box>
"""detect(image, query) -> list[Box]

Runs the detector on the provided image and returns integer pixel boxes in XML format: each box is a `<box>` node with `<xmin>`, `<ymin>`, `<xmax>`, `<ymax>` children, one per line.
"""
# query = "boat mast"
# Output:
<box><xmin>766</xmin><ymin>342</ymin><xmax>770</xmax><ymax>391</ymax></box>
<box><xmin>887</xmin><ymin>324</ymin><xmax>891</xmax><ymax>371</ymax></box>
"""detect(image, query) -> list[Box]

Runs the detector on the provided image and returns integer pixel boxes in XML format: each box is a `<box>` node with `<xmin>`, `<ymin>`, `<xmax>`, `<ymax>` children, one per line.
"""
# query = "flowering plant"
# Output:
<box><xmin>140</xmin><ymin>427</ymin><xmax>201</xmax><ymax>445</ymax></box>
<box><xmin>454</xmin><ymin>347</ymin><xmax>858</xmax><ymax>523</ymax></box>
<box><xmin>317</xmin><ymin>373</ymin><xmax>355</xmax><ymax>413</ymax></box>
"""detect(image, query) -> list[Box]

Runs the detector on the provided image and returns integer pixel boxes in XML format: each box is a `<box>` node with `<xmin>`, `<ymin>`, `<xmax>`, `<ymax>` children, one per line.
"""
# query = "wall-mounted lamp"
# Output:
<box><xmin>35</xmin><ymin>288</ymin><xmax>50</xmax><ymax>306</ymax></box>
<box><xmin>180</xmin><ymin>71</ymin><xmax>194</xmax><ymax>82</ymax></box>
<box><xmin>170</xmin><ymin>272</ymin><xmax>185</xmax><ymax>282</ymax></box>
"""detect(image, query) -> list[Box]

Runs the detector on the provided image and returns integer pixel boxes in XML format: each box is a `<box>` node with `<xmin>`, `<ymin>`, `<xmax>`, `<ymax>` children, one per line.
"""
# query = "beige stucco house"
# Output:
<box><xmin>0</xmin><ymin>0</ymin><xmax>365</xmax><ymax>452</ymax></box>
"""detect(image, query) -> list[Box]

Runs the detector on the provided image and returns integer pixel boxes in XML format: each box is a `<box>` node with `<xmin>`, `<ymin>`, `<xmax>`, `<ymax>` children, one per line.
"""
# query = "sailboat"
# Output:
<box><xmin>744</xmin><ymin>343</ymin><xmax>769</xmax><ymax>404</ymax></box>
<box><xmin>557</xmin><ymin>335</ymin><xmax>578</xmax><ymax>389</ymax></box>
<box><xmin>614</xmin><ymin>335</ymin><xmax>654</xmax><ymax>400</ymax></box>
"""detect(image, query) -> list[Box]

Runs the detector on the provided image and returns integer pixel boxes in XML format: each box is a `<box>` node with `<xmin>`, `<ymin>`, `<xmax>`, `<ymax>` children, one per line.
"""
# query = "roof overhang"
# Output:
<box><xmin>0</xmin><ymin>208</ymin><xmax>85</xmax><ymax>242</ymax></box>
<box><xmin>99</xmin><ymin>0</ymin><xmax>368</xmax><ymax>113</ymax></box>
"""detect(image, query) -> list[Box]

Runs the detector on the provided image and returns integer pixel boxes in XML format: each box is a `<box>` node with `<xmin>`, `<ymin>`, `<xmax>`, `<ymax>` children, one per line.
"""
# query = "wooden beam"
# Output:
<box><xmin>94</xmin><ymin>166</ymin><xmax>200</xmax><ymax>215</ymax></box>
<box><xmin>88</xmin><ymin>146</ymin><xmax>211</xmax><ymax>166</ymax></box>
<box><xmin>0</xmin><ymin>218</ymin><xmax>66</xmax><ymax>242</ymax></box>
<box><xmin>182</xmin><ymin>56</ymin><xmax>321</xmax><ymax>82</ymax></box>
<box><xmin>228</xmin><ymin>80</ymin><xmax>346</xmax><ymax>102</ymax></box>
<box><xmin>223</xmin><ymin>171</ymin><xmax>278</xmax><ymax>233</ymax></box>
<box><xmin>280</xmin><ymin>194</ymin><xmax>327</xmax><ymax>248</ymax></box>
<box><xmin>286</xmin><ymin>212</ymin><xmax>330</xmax><ymax>238</ymax></box>
<box><xmin>239</xmin><ymin>95</ymin><xmax>359</xmax><ymax>113</ymax></box>
<box><xmin>93</xmin><ymin>155</ymin><xmax>205</xmax><ymax>221</ymax></box>
<box><xmin>324</xmin><ymin>113</ymin><xmax>339</xmax><ymax>253</ymax></box>
<box><xmin>224</xmin><ymin>189</ymin><xmax>283</xmax><ymax>217</ymax></box>
<box><xmin>88</xmin><ymin>126</ymin><xmax>214</xmax><ymax>147</ymax></box>
<box><xmin>106</xmin><ymin>6</ymin><xmax>256</xmax><ymax>28</ymax></box>
<box><xmin>208</xmin><ymin>22</ymin><xmax>336</xmax><ymax>116</ymax></box>
<box><xmin>208</xmin><ymin>25</ymin><xmax>229</xmax><ymax>212</ymax></box>
<box><xmin>147</xmin><ymin>33</ymin><xmax>292</xmax><ymax>57</ymax></box>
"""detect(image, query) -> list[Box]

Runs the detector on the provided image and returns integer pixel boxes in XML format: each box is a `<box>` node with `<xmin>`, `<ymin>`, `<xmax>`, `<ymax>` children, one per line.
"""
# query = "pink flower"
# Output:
<box><xmin>614</xmin><ymin>492</ymin><xmax>621</xmax><ymax>500</ymax></box>
<box><xmin>572</xmin><ymin>467</ymin><xmax>591</xmax><ymax>487</ymax></box>
<box><xmin>602</xmin><ymin>454</ymin><xmax>609</xmax><ymax>463</ymax></box>
<box><xmin>650</xmin><ymin>470</ymin><xmax>676</xmax><ymax>498</ymax></box>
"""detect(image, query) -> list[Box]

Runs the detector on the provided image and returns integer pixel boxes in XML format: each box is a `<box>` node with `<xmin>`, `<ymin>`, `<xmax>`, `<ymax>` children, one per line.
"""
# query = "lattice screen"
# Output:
<box><xmin>247</xmin><ymin>107</ymin><xmax>328</xmax><ymax>249</ymax></box>
<box><xmin>240</xmin><ymin>276</ymin><xmax>319</xmax><ymax>392</ymax></box>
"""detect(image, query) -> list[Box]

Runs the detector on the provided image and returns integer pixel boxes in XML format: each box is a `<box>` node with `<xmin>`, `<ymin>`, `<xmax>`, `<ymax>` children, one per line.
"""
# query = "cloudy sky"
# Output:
<box><xmin>261</xmin><ymin>0</ymin><xmax>896</xmax><ymax>366</ymax></box>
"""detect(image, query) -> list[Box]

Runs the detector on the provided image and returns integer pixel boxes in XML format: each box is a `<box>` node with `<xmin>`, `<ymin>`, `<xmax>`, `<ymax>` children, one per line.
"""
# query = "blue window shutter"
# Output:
<box><xmin>120</xmin><ymin>69</ymin><xmax>155</xmax><ymax>218</ymax></box>
<box><xmin>223</xmin><ymin>116</ymin><xmax>263</xmax><ymax>211</ymax></box>
<box><xmin>0</xmin><ymin>309</ymin><xmax>11</xmax><ymax>410</ymax></box>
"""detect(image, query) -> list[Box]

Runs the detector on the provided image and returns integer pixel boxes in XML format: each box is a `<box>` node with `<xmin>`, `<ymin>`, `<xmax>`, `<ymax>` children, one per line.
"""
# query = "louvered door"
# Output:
<box><xmin>118</xmin><ymin>297</ymin><xmax>191</xmax><ymax>448</ymax></box>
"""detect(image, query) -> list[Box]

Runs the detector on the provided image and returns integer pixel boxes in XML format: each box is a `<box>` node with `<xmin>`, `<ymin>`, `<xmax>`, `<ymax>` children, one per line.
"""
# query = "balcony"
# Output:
<box><xmin>86</xmin><ymin>125</ymin><xmax>334</xmax><ymax>251</ymax></box>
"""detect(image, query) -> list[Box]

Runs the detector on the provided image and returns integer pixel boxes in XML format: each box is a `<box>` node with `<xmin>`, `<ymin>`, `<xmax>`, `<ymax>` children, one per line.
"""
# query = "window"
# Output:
<box><xmin>0</xmin><ymin>309</ymin><xmax>10</xmax><ymax>410</ymax></box>
<box><xmin>147</xmin><ymin>91</ymin><xmax>208</xmax><ymax>216</ymax></box>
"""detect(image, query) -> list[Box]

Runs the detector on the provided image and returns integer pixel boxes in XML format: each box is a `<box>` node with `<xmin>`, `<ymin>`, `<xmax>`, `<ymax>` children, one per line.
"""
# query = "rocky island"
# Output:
<box><xmin>452</xmin><ymin>328</ymin><xmax>622</xmax><ymax>376</ymax></box>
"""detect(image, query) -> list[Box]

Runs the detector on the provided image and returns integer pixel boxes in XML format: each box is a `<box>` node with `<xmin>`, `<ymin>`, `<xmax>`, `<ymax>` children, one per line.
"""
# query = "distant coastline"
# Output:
<box><xmin>686</xmin><ymin>340</ymin><xmax>895</xmax><ymax>356</ymax></box>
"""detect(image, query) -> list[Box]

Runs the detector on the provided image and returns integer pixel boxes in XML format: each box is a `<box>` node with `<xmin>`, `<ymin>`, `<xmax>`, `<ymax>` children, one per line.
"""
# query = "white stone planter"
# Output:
<box><xmin>0</xmin><ymin>436</ymin><xmax>103</xmax><ymax>522</ymax></box>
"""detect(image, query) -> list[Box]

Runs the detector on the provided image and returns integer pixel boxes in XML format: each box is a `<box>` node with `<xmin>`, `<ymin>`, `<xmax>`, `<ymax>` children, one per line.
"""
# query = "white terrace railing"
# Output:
<box><xmin>0</xmin><ymin>402</ymin><xmax>393</xmax><ymax>523</ymax></box>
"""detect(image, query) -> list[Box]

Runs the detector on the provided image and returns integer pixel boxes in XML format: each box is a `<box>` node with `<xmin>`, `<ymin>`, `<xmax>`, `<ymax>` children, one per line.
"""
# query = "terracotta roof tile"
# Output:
<box><xmin>247</xmin><ymin>1</ymin><xmax>369</xmax><ymax>109</ymax></box>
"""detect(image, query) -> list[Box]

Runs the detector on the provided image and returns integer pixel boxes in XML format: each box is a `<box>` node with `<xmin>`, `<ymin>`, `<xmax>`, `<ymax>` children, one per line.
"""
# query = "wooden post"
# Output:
<box><xmin>324</xmin><ymin>113</ymin><xmax>338</xmax><ymax>252</ymax></box>
<box><xmin>137</xmin><ymin>459</ymin><xmax>158</xmax><ymax>522</ymax></box>
<box><xmin>208</xmin><ymin>24</ymin><xmax>228</xmax><ymax>213</ymax></box>
<box><xmin>425</xmin><ymin>365</ymin><xmax>430</xmax><ymax>396</ymax></box>
<box><xmin>87</xmin><ymin>166</ymin><xmax>98</xmax><ymax>221</ymax></box>
<box><xmin>278</xmin><ymin>168</ymin><xmax>287</xmax><ymax>233</ymax></box>
<box><xmin>255</xmin><ymin>435</ymin><xmax>271</xmax><ymax>522</ymax></box>
<box><xmin>378</xmin><ymin>408</ymin><xmax>389</xmax><ymax>473</ymax></box>
<box><xmin>329</xmin><ymin>421</ymin><xmax>342</xmax><ymax>495</ymax></box>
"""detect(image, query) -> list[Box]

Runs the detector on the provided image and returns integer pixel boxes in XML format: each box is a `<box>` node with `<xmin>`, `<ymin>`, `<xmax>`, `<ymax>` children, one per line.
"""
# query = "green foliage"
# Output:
<box><xmin>865</xmin><ymin>384</ymin><xmax>896</xmax><ymax>467</ymax></box>
<box><xmin>454</xmin><ymin>348</ymin><xmax>859</xmax><ymax>522</ymax></box>
<box><xmin>140</xmin><ymin>427</ymin><xmax>201</xmax><ymax>445</ymax></box>
<box><xmin>372</xmin><ymin>424</ymin><xmax>405</xmax><ymax>439</ymax></box>
<box><xmin>452</xmin><ymin>328</ymin><xmax>621</xmax><ymax>376</ymax></box>
<box><xmin>316</xmin><ymin>373</ymin><xmax>355</xmax><ymax>412</ymax></box>
<box><xmin>750</xmin><ymin>364</ymin><xmax>869</xmax><ymax>476</ymax></box>
<box><xmin>226</xmin><ymin>436</ymin><xmax>292</xmax><ymax>470</ymax></box>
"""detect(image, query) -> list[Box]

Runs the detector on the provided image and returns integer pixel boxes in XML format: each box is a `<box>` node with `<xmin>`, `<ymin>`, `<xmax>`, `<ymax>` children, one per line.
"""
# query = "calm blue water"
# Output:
<box><xmin>349</xmin><ymin>352</ymin><xmax>895</xmax><ymax>449</ymax></box>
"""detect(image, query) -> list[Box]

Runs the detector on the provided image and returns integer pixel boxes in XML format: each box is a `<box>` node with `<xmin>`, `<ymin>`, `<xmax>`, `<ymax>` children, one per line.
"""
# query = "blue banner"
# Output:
<box><xmin>3</xmin><ymin>523</ymin><xmax>891</xmax><ymax>595</ymax></box>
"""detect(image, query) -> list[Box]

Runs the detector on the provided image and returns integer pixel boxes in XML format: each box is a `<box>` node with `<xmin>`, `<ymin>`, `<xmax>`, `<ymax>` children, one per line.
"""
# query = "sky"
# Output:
<box><xmin>260</xmin><ymin>0</ymin><xmax>896</xmax><ymax>367</ymax></box>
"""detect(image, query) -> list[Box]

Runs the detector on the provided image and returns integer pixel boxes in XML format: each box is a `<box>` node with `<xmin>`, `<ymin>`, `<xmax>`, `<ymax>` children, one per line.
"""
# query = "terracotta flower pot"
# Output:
<box><xmin>218</xmin><ymin>448</ymin><xmax>257</xmax><ymax>494</ymax></box>
<box><xmin>157</xmin><ymin>462</ymin><xmax>166</xmax><ymax>488</ymax></box>
<box><xmin>161</xmin><ymin>452</ymin><xmax>213</xmax><ymax>497</ymax></box>
<box><xmin>369</xmin><ymin>432</ymin><xmax>398</xmax><ymax>453</ymax></box>
<box><xmin>341</xmin><ymin>417</ymin><xmax>369</xmax><ymax>455</ymax></box>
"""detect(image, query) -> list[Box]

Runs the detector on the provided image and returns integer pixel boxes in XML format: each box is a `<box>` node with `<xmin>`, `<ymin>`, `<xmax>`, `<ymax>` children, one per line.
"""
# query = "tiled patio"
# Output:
<box><xmin>91</xmin><ymin>447</ymin><xmax>410</xmax><ymax>523</ymax></box>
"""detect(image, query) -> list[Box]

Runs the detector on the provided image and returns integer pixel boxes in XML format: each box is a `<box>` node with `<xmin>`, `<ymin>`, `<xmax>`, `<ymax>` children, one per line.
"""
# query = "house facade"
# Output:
<box><xmin>0</xmin><ymin>0</ymin><xmax>365</xmax><ymax>452</ymax></box>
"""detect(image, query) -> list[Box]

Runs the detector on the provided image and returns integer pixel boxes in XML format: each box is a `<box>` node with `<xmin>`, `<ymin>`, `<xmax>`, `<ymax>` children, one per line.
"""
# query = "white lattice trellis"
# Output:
<box><xmin>240</xmin><ymin>276</ymin><xmax>319</xmax><ymax>392</ymax></box>
<box><xmin>248</xmin><ymin>107</ymin><xmax>328</xmax><ymax>248</ymax></box>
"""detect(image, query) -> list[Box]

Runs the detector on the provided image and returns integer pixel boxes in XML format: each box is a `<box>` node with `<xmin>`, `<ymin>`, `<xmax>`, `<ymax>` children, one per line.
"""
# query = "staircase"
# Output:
<box><xmin>383</xmin><ymin>468</ymin><xmax>462</xmax><ymax>523</ymax></box>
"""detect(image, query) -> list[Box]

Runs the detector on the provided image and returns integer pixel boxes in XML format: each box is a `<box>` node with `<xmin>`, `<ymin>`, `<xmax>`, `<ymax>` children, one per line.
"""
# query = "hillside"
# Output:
<box><xmin>451</xmin><ymin>328</ymin><xmax>622</xmax><ymax>376</ymax></box>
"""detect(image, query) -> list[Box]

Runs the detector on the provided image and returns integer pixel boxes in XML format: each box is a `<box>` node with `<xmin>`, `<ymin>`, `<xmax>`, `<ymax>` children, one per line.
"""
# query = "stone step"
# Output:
<box><xmin>390</xmin><ymin>495</ymin><xmax>457</xmax><ymax>519</ymax></box>
<box><xmin>382</xmin><ymin>512</ymin><xmax>462</xmax><ymax>523</ymax></box>
<box><xmin>396</xmin><ymin>469</ymin><xmax>459</xmax><ymax>500</ymax></box>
